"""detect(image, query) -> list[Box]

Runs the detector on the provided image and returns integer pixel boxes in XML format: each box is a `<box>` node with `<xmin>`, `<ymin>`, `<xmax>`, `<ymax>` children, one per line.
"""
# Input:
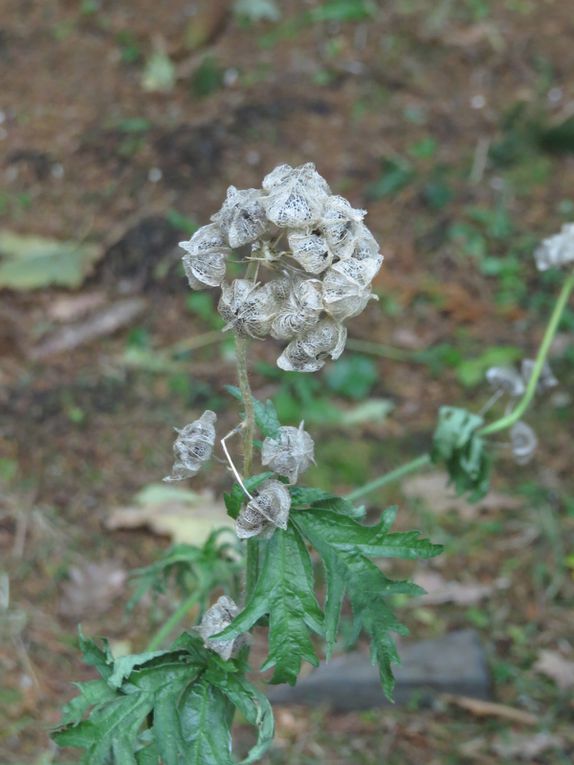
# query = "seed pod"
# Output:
<box><xmin>322</xmin><ymin>262</ymin><xmax>376</xmax><ymax>321</ymax></box>
<box><xmin>510</xmin><ymin>421</ymin><xmax>538</xmax><ymax>465</ymax></box>
<box><xmin>277</xmin><ymin>318</ymin><xmax>347</xmax><ymax>373</ymax></box>
<box><xmin>236</xmin><ymin>479</ymin><xmax>291</xmax><ymax>540</ymax></box>
<box><xmin>180</xmin><ymin>224</ymin><xmax>229</xmax><ymax>289</ymax></box>
<box><xmin>262</xmin><ymin>163</ymin><xmax>330</xmax><ymax>229</ymax></box>
<box><xmin>485</xmin><ymin>366</ymin><xmax>525</xmax><ymax>397</ymax></box>
<box><xmin>262</xmin><ymin>422</ymin><xmax>315</xmax><ymax>483</ymax></box>
<box><xmin>521</xmin><ymin>359</ymin><xmax>559</xmax><ymax>393</ymax></box>
<box><xmin>211</xmin><ymin>186</ymin><xmax>269</xmax><ymax>249</ymax></box>
<box><xmin>533</xmin><ymin>223</ymin><xmax>574</xmax><ymax>271</ymax></box>
<box><xmin>352</xmin><ymin>226</ymin><xmax>384</xmax><ymax>270</ymax></box>
<box><xmin>320</xmin><ymin>195</ymin><xmax>366</xmax><ymax>260</ymax></box>
<box><xmin>164</xmin><ymin>410</ymin><xmax>217</xmax><ymax>482</ymax></box>
<box><xmin>196</xmin><ymin>595</ymin><xmax>243</xmax><ymax>660</ymax></box>
<box><xmin>218</xmin><ymin>279</ymin><xmax>278</xmax><ymax>339</ymax></box>
<box><xmin>270</xmin><ymin>278</ymin><xmax>323</xmax><ymax>341</ymax></box>
<box><xmin>287</xmin><ymin>231</ymin><xmax>333</xmax><ymax>274</ymax></box>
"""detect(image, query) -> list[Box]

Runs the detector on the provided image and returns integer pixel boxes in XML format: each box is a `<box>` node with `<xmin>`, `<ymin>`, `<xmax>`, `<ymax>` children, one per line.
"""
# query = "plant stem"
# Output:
<box><xmin>345</xmin><ymin>453</ymin><xmax>432</xmax><ymax>502</ymax></box>
<box><xmin>145</xmin><ymin>590</ymin><xmax>202</xmax><ymax>651</ymax></box>
<box><xmin>480</xmin><ymin>269</ymin><xmax>574</xmax><ymax>437</ymax></box>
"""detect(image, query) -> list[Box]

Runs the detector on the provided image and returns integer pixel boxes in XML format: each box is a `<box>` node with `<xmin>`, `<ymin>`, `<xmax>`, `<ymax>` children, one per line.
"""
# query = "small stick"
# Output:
<box><xmin>220</xmin><ymin>427</ymin><xmax>253</xmax><ymax>500</ymax></box>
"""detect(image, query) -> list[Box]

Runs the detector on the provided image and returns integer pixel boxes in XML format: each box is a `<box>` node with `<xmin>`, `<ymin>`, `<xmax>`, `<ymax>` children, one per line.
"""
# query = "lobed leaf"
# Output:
<box><xmin>216</xmin><ymin>525</ymin><xmax>324</xmax><ymax>685</ymax></box>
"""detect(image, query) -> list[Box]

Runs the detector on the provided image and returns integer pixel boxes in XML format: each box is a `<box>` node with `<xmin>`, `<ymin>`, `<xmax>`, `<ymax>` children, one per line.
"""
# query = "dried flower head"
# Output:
<box><xmin>196</xmin><ymin>595</ymin><xmax>243</xmax><ymax>660</ymax></box>
<box><xmin>218</xmin><ymin>279</ymin><xmax>278</xmax><ymax>338</ymax></box>
<box><xmin>164</xmin><ymin>410</ymin><xmax>217</xmax><ymax>482</ymax></box>
<box><xmin>178</xmin><ymin>163</ymin><xmax>383</xmax><ymax>371</ymax></box>
<box><xmin>261</xmin><ymin>422</ymin><xmax>315</xmax><ymax>484</ymax></box>
<box><xmin>486</xmin><ymin>366</ymin><xmax>526</xmax><ymax>397</ymax></box>
<box><xmin>270</xmin><ymin>277</ymin><xmax>323</xmax><ymax>340</ymax></box>
<box><xmin>277</xmin><ymin>318</ymin><xmax>347</xmax><ymax>373</ymax></box>
<box><xmin>510</xmin><ymin>421</ymin><xmax>538</xmax><ymax>465</ymax></box>
<box><xmin>180</xmin><ymin>224</ymin><xmax>229</xmax><ymax>289</ymax></box>
<box><xmin>236</xmin><ymin>479</ymin><xmax>291</xmax><ymax>540</ymax></box>
<box><xmin>211</xmin><ymin>186</ymin><xmax>269</xmax><ymax>249</ymax></box>
<box><xmin>320</xmin><ymin>195</ymin><xmax>367</xmax><ymax>260</ymax></box>
<box><xmin>262</xmin><ymin>163</ymin><xmax>330</xmax><ymax>228</ymax></box>
<box><xmin>521</xmin><ymin>359</ymin><xmax>559</xmax><ymax>393</ymax></box>
<box><xmin>534</xmin><ymin>223</ymin><xmax>574</xmax><ymax>271</ymax></box>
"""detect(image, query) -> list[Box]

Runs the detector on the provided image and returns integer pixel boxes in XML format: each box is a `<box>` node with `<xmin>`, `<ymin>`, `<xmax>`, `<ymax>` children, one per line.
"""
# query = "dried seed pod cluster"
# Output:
<box><xmin>164</xmin><ymin>410</ymin><xmax>217</xmax><ymax>482</ymax></box>
<box><xmin>196</xmin><ymin>595</ymin><xmax>244</xmax><ymax>660</ymax></box>
<box><xmin>534</xmin><ymin>223</ymin><xmax>574</xmax><ymax>271</ymax></box>
<box><xmin>179</xmin><ymin>163</ymin><xmax>383</xmax><ymax>372</ymax></box>
<box><xmin>486</xmin><ymin>360</ymin><xmax>558</xmax><ymax>398</ymax></box>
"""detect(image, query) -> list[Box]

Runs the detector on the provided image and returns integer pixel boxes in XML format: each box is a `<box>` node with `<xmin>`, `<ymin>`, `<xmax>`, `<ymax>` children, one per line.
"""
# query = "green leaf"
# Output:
<box><xmin>431</xmin><ymin>406</ymin><xmax>491</xmax><ymax>500</ymax></box>
<box><xmin>324</xmin><ymin>355</ymin><xmax>378</xmax><ymax>400</ymax></box>
<box><xmin>54</xmin><ymin>635</ymin><xmax>274</xmax><ymax>764</ymax></box>
<box><xmin>234</xmin><ymin>0</ymin><xmax>281</xmax><ymax>21</ymax></box>
<box><xmin>367</xmin><ymin>158</ymin><xmax>415</xmax><ymax>199</ymax></box>
<box><xmin>216</xmin><ymin>525</ymin><xmax>324</xmax><ymax>685</ymax></box>
<box><xmin>289</xmin><ymin>486</ymin><xmax>365</xmax><ymax>519</ymax></box>
<box><xmin>455</xmin><ymin>346</ymin><xmax>522</xmax><ymax>388</ymax></box>
<box><xmin>309</xmin><ymin>0</ymin><xmax>376</xmax><ymax>22</ymax></box>
<box><xmin>293</xmin><ymin>507</ymin><xmax>441</xmax><ymax>697</ymax></box>
<box><xmin>226</xmin><ymin>386</ymin><xmax>281</xmax><ymax>438</ymax></box>
<box><xmin>0</xmin><ymin>230</ymin><xmax>103</xmax><ymax>290</ymax></box>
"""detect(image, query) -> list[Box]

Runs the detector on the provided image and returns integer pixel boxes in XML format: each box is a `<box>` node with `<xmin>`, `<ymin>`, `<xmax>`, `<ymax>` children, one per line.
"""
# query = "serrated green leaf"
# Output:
<box><xmin>216</xmin><ymin>525</ymin><xmax>323</xmax><ymax>685</ymax></box>
<box><xmin>59</xmin><ymin>679</ymin><xmax>115</xmax><ymax>726</ymax></box>
<box><xmin>289</xmin><ymin>486</ymin><xmax>365</xmax><ymax>519</ymax></box>
<box><xmin>293</xmin><ymin>508</ymin><xmax>441</xmax><ymax>698</ymax></box>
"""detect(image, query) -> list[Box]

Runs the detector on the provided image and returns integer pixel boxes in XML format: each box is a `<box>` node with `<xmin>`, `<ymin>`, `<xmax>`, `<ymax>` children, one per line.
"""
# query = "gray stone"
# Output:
<box><xmin>267</xmin><ymin>630</ymin><xmax>490</xmax><ymax>711</ymax></box>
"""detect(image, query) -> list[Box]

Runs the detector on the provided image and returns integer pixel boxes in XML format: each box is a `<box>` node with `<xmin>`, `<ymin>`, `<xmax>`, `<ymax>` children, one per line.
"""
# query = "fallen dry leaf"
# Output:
<box><xmin>441</xmin><ymin>694</ymin><xmax>537</xmax><ymax>726</ymax></box>
<box><xmin>402</xmin><ymin>471</ymin><xmax>522</xmax><ymax>519</ymax></box>
<box><xmin>30</xmin><ymin>297</ymin><xmax>146</xmax><ymax>359</ymax></box>
<box><xmin>105</xmin><ymin>483</ymin><xmax>232</xmax><ymax>545</ymax></box>
<box><xmin>534</xmin><ymin>649</ymin><xmax>574</xmax><ymax>690</ymax></box>
<box><xmin>59</xmin><ymin>561</ymin><xmax>127</xmax><ymax>619</ymax></box>
<box><xmin>47</xmin><ymin>291</ymin><xmax>106</xmax><ymax>321</ymax></box>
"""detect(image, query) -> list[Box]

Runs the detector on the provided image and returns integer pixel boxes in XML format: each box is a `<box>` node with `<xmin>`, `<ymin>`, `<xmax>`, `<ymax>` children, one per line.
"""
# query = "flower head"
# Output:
<box><xmin>236</xmin><ymin>479</ymin><xmax>291</xmax><ymax>540</ymax></box>
<box><xmin>261</xmin><ymin>422</ymin><xmax>315</xmax><ymax>484</ymax></box>
<box><xmin>178</xmin><ymin>163</ymin><xmax>383</xmax><ymax>372</ymax></box>
<box><xmin>196</xmin><ymin>595</ymin><xmax>243</xmax><ymax>660</ymax></box>
<box><xmin>164</xmin><ymin>410</ymin><xmax>217</xmax><ymax>482</ymax></box>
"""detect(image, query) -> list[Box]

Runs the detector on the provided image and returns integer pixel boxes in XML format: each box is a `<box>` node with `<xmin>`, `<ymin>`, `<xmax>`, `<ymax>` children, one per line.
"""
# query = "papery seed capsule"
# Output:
<box><xmin>270</xmin><ymin>278</ymin><xmax>323</xmax><ymax>341</ymax></box>
<box><xmin>277</xmin><ymin>319</ymin><xmax>347</xmax><ymax>373</ymax></box>
<box><xmin>521</xmin><ymin>359</ymin><xmax>559</xmax><ymax>393</ymax></box>
<box><xmin>262</xmin><ymin>163</ymin><xmax>331</xmax><ymax>229</ymax></box>
<box><xmin>533</xmin><ymin>223</ymin><xmax>574</xmax><ymax>271</ymax></box>
<box><xmin>179</xmin><ymin>224</ymin><xmax>230</xmax><ymax>289</ymax></box>
<box><xmin>196</xmin><ymin>595</ymin><xmax>242</xmax><ymax>660</ymax></box>
<box><xmin>322</xmin><ymin>265</ymin><xmax>376</xmax><ymax>321</ymax></box>
<box><xmin>510</xmin><ymin>421</ymin><xmax>538</xmax><ymax>465</ymax></box>
<box><xmin>320</xmin><ymin>195</ymin><xmax>366</xmax><ymax>260</ymax></box>
<box><xmin>211</xmin><ymin>186</ymin><xmax>269</xmax><ymax>249</ymax></box>
<box><xmin>218</xmin><ymin>279</ymin><xmax>278</xmax><ymax>339</ymax></box>
<box><xmin>164</xmin><ymin>410</ymin><xmax>217</xmax><ymax>482</ymax></box>
<box><xmin>287</xmin><ymin>231</ymin><xmax>333</xmax><ymax>274</ymax></box>
<box><xmin>236</xmin><ymin>479</ymin><xmax>291</xmax><ymax>540</ymax></box>
<box><xmin>262</xmin><ymin>422</ymin><xmax>315</xmax><ymax>483</ymax></box>
<box><xmin>485</xmin><ymin>366</ymin><xmax>525</xmax><ymax>397</ymax></box>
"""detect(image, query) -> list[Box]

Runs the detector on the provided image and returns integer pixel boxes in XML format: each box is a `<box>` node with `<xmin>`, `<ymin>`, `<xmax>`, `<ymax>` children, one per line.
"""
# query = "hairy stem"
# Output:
<box><xmin>345</xmin><ymin>453</ymin><xmax>432</xmax><ymax>502</ymax></box>
<box><xmin>145</xmin><ymin>590</ymin><xmax>202</xmax><ymax>651</ymax></box>
<box><xmin>480</xmin><ymin>269</ymin><xmax>574</xmax><ymax>437</ymax></box>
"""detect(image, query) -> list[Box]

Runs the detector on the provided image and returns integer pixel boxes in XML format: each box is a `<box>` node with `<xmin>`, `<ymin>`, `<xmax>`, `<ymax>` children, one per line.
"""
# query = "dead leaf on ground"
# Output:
<box><xmin>59</xmin><ymin>561</ymin><xmax>127</xmax><ymax>619</ymax></box>
<box><xmin>402</xmin><ymin>471</ymin><xmax>522</xmax><ymax>519</ymax></box>
<box><xmin>29</xmin><ymin>297</ymin><xmax>146</xmax><ymax>359</ymax></box>
<box><xmin>412</xmin><ymin>571</ymin><xmax>509</xmax><ymax>606</ymax></box>
<box><xmin>47</xmin><ymin>291</ymin><xmax>106</xmax><ymax>321</ymax></box>
<box><xmin>441</xmin><ymin>694</ymin><xmax>537</xmax><ymax>726</ymax></box>
<box><xmin>105</xmin><ymin>483</ymin><xmax>232</xmax><ymax>545</ymax></box>
<box><xmin>491</xmin><ymin>731</ymin><xmax>563</xmax><ymax>759</ymax></box>
<box><xmin>0</xmin><ymin>231</ymin><xmax>103</xmax><ymax>290</ymax></box>
<box><xmin>534</xmin><ymin>649</ymin><xmax>574</xmax><ymax>690</ymax></box>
